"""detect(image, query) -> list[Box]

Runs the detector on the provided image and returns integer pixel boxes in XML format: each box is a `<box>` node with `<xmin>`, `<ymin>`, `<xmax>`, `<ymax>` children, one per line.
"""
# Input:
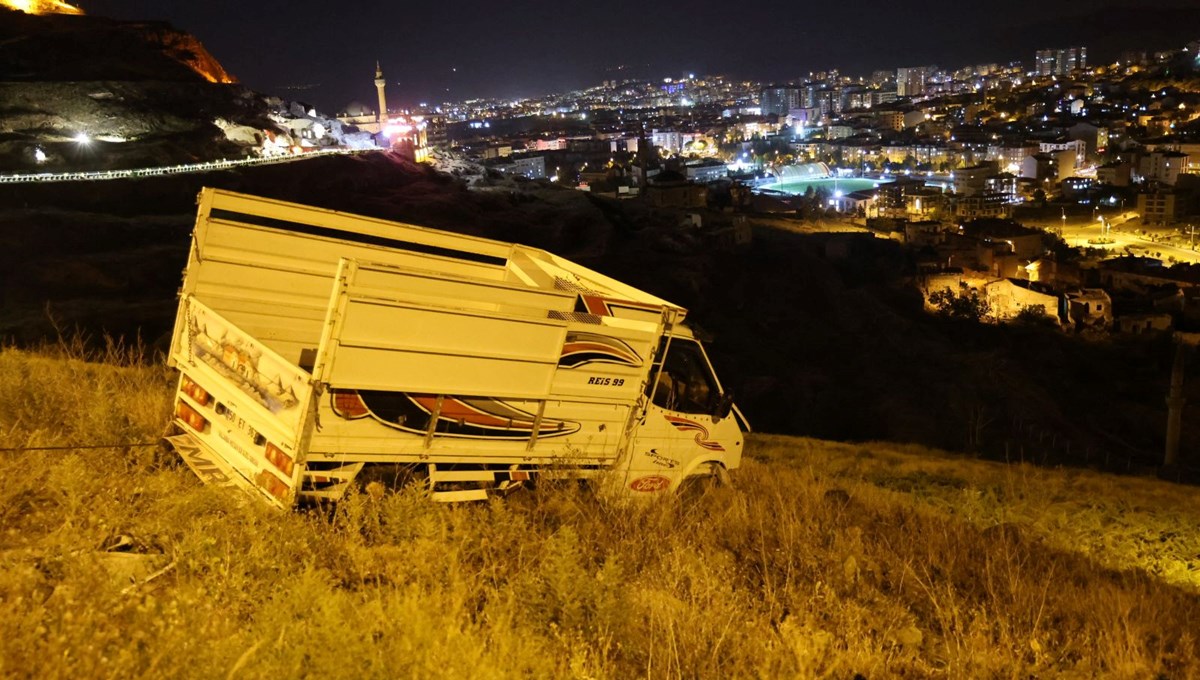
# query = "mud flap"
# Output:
<box><xmin>165</xmin><ymin>433</ymin><xmax>243</xmax><ymax>489</ymax></box>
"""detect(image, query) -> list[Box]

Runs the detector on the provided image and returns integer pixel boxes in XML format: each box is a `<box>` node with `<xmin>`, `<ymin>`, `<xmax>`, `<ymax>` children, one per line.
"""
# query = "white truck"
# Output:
<box><xmin>165</xmin><ymin>188</ymin><xmax>748</xmax><ymax>507</ymax></box>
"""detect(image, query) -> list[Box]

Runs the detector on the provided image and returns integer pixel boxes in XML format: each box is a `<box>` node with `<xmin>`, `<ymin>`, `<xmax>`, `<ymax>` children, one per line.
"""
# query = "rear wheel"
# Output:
<box><xmin>357</xmin><ymin>463</ymin><xmax>426</xmax><ymax>495</ymax></box>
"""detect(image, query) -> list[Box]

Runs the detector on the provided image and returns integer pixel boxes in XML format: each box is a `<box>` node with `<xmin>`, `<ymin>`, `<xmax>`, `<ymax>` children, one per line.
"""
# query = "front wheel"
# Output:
<box><xmin>678</xmin><ymin>462</ymin><xmax>731</xmax><ymax>500</ymax></box>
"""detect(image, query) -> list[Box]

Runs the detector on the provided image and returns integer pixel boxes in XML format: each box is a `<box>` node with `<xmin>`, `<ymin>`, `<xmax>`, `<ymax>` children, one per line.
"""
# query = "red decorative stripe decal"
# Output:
<box><xmin>579</xmin><ymin>294</ymin><xmax>667</xmax><ymax>318</ymax></box>
<box><xmin>558</xmin><ymin>332</ymin><xmax>643</xmax><ymax>368</ymax></box>
<box><xmin>330</xmin><ymin>389</ymin><xmax>580</xmax><ymax>440</ymax></box>
<box><xmin>664</xmin><ymin>415</ymin><xmax>726</xmax><ymax>452</ymax></box>
<box><xmin>411</xmin><ymin>396</ymin><xmax>537</xmax><ymax>430</ymax></box>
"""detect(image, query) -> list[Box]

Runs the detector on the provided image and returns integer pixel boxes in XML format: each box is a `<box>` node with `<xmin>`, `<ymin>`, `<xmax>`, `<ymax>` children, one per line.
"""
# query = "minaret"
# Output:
<box><xmin>374</xmin><ymin>61</ymin><xmax>387</xmax><ymax>126</ymax></box>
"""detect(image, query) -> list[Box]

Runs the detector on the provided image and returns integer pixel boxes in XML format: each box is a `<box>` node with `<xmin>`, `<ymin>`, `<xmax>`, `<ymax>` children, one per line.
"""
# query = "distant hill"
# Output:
<box><xmin>0</xmin><ymin>8</ymin><xmax>270</xmax><ymax>173</ymax></box>
<box><xmin>1014</xmin><ymin>6</ymin><xmax>1200</xmax><ymax>63</ymax></box>
<box><xmin>0</xmin><ymin>8</ymin><xmax>234</xmax><ymax>82</ymax></box>
<box><xmin>906</xmin><ymin>6</ymin><xmax>1200</xmax><ymax>70</ymax></box>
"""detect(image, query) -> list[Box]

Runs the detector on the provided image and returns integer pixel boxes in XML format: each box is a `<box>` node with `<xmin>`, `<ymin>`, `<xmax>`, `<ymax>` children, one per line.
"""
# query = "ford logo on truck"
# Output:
<box><xmin>629</xmin><ymin>475</ymin><xmax>671</xmax><ymax>492</ymax></box>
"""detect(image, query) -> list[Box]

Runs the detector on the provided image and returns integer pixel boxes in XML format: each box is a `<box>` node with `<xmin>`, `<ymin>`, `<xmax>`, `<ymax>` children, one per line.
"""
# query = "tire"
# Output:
<box><xmin>679</xmin><ymin>462</ymin><xmax>731</xmax><ymax>501</ymax></box>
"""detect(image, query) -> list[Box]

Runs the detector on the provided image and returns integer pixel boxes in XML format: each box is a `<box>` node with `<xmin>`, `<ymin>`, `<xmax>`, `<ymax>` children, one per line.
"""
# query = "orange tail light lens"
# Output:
<box><xmin>180</xmin><ymin>375</ymin><xmax>211</xmax><ymax>406</ymax></box>
<box><xmin>176</xmin><ymin>401</ymin><xmax>209</xmax><ymax>432</ymax></box>
<box><xmin>255</xmin><ymin>470</ymin><xmax>290</xmax><ymax>500</ymax></box>
<box><xmin>264</xmin><ymin>443</ymin><xmax>295</xmax><ymax>477</ymax></box>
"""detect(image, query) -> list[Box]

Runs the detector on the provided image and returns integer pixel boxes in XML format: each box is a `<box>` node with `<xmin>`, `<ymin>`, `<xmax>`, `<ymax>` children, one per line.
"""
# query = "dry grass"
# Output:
<box><xmin>1</xmin><ymin>347</ymin><xmax>1197</xmax><ymax>678</ymax></box>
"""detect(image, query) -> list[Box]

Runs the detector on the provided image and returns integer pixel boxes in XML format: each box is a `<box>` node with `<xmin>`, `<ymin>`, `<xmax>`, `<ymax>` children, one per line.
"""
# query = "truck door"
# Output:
<box><xmin>625</xmin><ymin>337</ymin><xmax>744</xmax><ymax>493</ymax></box>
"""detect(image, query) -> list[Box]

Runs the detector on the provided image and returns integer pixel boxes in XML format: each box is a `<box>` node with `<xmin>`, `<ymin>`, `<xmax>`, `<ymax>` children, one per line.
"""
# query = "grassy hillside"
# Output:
<box><xmin>1</xmin><ymin>347</ymin><xmax>1198</xmax><ymax>678</ymax></box>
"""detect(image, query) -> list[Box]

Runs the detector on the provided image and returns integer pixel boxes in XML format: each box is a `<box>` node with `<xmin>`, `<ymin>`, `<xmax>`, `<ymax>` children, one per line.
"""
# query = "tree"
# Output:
<box><xmin>928</xmin><ymin>287</ymin><xmax>991</xmax><ymax>322</ymax></box>
<box><xmin>1013</xmin><ymin>304</ymin><xmax>1059</xmax><ymax>328</ymax></box>
<box><xmin>813</xmin><ymin>187</ymin><xmax>831</xmax><ymax>205</ymax></box>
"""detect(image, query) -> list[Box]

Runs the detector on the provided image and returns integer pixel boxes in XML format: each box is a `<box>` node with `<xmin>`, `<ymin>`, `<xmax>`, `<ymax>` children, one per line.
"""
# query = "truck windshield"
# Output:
<box><xmin>649</xmin><ymin>338</ymin><xmax>720</xmax><ymax>414</ymax></box>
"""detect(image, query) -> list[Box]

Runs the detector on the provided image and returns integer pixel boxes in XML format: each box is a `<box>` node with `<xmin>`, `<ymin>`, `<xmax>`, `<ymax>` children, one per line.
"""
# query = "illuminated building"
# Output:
<box><xmin>987</xmin><ymin>144</ymin><xmax>1038</xmax><ymax>174</ymax></box>
<box><xmin>873</xmin><ymin>110</ymin><xmax>905</xmax><ymax>132</ymax></box>
<box><xmin>1059</xmin><ymin>47</ymin><xmax>1086</xmax><ymax>74</ymax></box>
<box><xmin>813</xmin><ymin>89</ymin><xmax>836</xmax><ymax>120</ymax></box>
<box><xmin>760</xmin><ymin>86</ymin><xmax>803</xmax><ymax>117</ymax></box>
<box><xmin>1038</xmin><ymin>140</ymin><xmax>1087</xmax><ymax>172</ymax></box>
<box><xmin>383</xmin><ymin>115</ymin><xmax>430</xmax><ymax>163</ymax></box>
<box><xmin>985</xmin><ymin>173</ymin><xmax>1019</xmax><ymax>204</ymax></box>
<box><xmin>896</xmin><ymin>66</ymin><xmax>932</xmax><ymax>98</ymax></box>
<box><xmin>1034</xmin><ymin>47</ymin><xmax>1087</xmax><ymax>76</ymax></box>
<box><xmin>489</xmin><ymin>155</ymin><xmax>545</xmax><ymax>179</ymax></box>
<box><xmin>334</xmin><ymin>63</ymin><xmax>395</xmax><ymax>136</ymax></box>
<box><xmin>877</xmin><ymin>176</ymin><xmax>935</xmax><ymax>218</ymax></box>
<box><xmin>1097</xmin><ymin>162</ymin><xmax>1132</xmax><ymax>187</ymax></box>
<box><xmin>954</xmin><ymin>191</ymin><xmax>1011</xmax><ymax>220</ymax></box>
<box><xmin>1138</xmin><ymin>150</ymin><xmax>1188</xmax><ymax>186</ymax></box>
<box><xmin>1035</xmin><ymin>49</ymin><xmax>1056</xmax><ymax>77</ymax></box>
<box><xmin>952</xmin><ymin>162</ymin><xmax>999</xmax><ymax>197</ymax></box>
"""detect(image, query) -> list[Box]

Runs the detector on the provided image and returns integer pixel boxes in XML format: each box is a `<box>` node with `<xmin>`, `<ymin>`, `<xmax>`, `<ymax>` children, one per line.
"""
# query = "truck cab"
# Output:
<box><xmin>622</xmin><ymin>330</ymin><xmax>746</xmax><ymax>493</ymax></box>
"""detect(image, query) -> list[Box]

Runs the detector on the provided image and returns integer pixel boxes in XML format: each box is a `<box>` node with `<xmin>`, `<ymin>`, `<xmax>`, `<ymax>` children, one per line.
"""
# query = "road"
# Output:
<box><xmin>1032</xmin><ymin>212</ymin><xmax>1200</xmax><ymax>265</ymax></box>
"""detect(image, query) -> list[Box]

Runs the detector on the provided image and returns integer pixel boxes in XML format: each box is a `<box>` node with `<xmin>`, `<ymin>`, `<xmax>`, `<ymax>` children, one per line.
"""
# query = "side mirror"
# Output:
<box><xmin>713</xmin><ymin>392</ymin><xmax>734</xmax><ymax>420</ymax></box>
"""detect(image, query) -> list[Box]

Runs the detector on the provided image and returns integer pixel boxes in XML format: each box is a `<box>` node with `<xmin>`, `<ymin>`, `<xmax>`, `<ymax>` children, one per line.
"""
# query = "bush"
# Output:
<box><xmin>929</xmin><ymin>287</ymin><xmax>991</xmax><ymax>322</ymax></box>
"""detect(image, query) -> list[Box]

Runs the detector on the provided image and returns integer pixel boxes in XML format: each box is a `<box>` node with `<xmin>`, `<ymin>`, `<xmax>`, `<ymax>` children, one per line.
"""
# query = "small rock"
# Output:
<box><xmin>102</xmin><ymin>534</ymin><xmax>136</xmax><ymax>553</ymax></box>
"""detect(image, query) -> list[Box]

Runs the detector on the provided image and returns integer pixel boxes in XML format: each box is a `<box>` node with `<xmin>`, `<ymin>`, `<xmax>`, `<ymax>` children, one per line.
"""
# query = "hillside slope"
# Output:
<box><xmin>0</xmin><ymin>347</ymin><xmax>1197</xmax><ymax>678</ymax></box>
<box><xmin>0</xmin><ymin>8</ymin><xmax>273</xmax><ymax>172</ymax></box>
<box><xmin>0</xmin><ymin>8</ymin><xmax>234</xmax><ymax>83</ymax></box>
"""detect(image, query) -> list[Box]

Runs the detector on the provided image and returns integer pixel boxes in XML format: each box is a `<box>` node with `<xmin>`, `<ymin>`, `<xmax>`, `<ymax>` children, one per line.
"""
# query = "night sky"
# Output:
<box><xmin>78</xmin><ymin>0</ymin><xmax>1197</xmax><ymax>113</ymax></box>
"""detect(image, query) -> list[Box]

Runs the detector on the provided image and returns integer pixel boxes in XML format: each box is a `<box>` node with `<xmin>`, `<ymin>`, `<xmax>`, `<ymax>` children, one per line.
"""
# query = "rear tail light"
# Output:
<box><xmin>255</xmin><ymin>470</ymin><xmax>290</xmax><ymax>500</ymax></box>
<box><xmin>264</xmin><ymin>443</ymin><xmax>295</xmax><ymax>477</ymax></box>
<box><xmin>176</xmin><ymin>401</ymin><xmax>209</xmax><ymax>432</ymax></box>
<box><xmin>180</xmin><ymin>375</ymin><xmax>211</xmax><ymax>406</ymax></box>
